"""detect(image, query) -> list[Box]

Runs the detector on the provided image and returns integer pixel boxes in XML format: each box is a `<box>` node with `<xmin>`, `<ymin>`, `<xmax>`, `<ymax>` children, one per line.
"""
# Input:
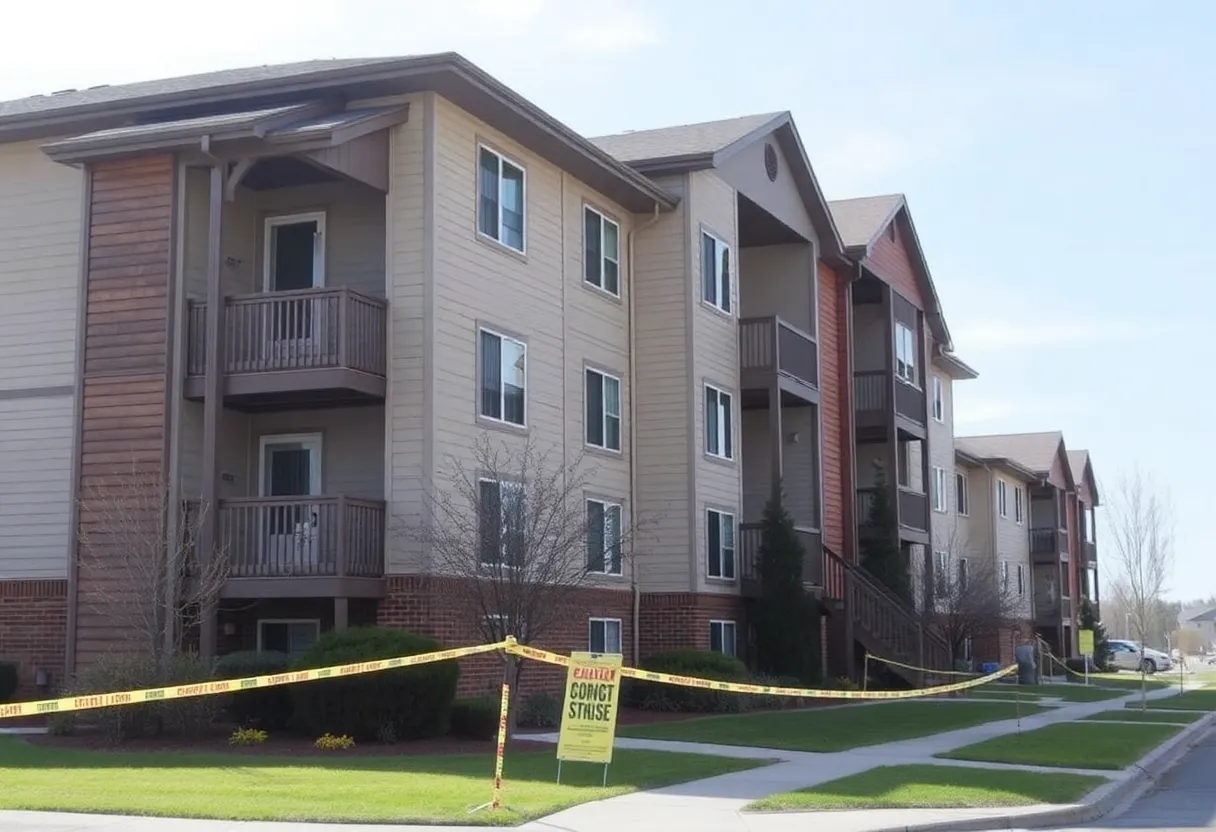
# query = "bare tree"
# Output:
<box><xmin>407</xmin><ymin>433</ymin><xmax>652</xmax><ymax>724</ymax></box>
<box><xmin>77</xmin><ymin>467</ymin><xmax>229</xmax><ymax>669</ymax></box>
<box><xmin>1106</xmin><ymin>468</ymin><xmax>1174</xmax><ymax>707</ymax></box>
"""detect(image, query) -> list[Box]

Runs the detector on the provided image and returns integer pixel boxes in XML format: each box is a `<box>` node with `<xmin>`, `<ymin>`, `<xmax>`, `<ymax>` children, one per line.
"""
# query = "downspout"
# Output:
<box><xmin>628</xmin><ymin>201</ymin><xmax>662</xmax><ymax>667</ymax></box>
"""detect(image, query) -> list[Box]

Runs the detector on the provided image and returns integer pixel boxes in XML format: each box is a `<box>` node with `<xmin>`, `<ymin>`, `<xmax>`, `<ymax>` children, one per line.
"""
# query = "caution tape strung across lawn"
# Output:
<box><xmin>865</xmin><ymin>653</ymin><xmax>983</xmax><ymax>678</ymax></box>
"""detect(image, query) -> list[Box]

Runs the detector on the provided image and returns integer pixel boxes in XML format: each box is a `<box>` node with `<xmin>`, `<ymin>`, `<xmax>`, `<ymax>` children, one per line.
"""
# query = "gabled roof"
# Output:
<box><xmin>0</xmin><ymin>53</ymin><xmax>676</xmax><ymax>214</ymax></box>
<box><xmin>1186</xmin><ymin>607</ymin><xmax>1216</xmax><ymax>623</ymax></box>
<box><xmin>956</xmin><ymin>431</ymin><xmax>1076</xmax><ymax>490</ymax></box>
<box><xmin>1067</xmin><ymin>450</ymin><xmax>1101</xmax><ymax>507</ymax></box>
<box><xmin>827</xmin><ymin>193</ymin><xmax>953</xmax><ymax>352</ymax></box>
<box><xmin>954</xmin><ymin>439</ymin><xmax>1038</xmax><ymax>481</ymax></box>
<box><xmin>591</xmin><ymin>112</ymin><xmax>845</xmax><ymax>262</ymax></box>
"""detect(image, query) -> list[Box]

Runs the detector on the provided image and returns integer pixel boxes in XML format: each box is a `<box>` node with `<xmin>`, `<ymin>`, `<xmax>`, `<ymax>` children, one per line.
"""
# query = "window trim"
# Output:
<box><xmin>583</xmin><ymin>204</ymin><xmax>621</xmax><ymax>297</ymax></box>
<box><xmin>256</xmin><ymin>618</ymin><xmax>321</xmax><ymax>654</ymax></box>
<box><xmin>997</xmin><ymin>479</ymin><xmax>1009</xmax><ymax>518</ymax></box>
<box><xmin>931</xmin><ymin>375</ymin><xmax>944</xmax><ymax>422</ymax></box>
<box><xmin>477</xmin><ymin>326</ymin><xmax>528</xmax><ymax>428</ymax></box>
<box><xmin>1017</xmin><ymin>563</ymin><xmax>1026</xmax><ymax>596</ymax></box>
<box><xmin>478</xmin><ymin>477</ymin><xmax>526</xmax><ymax>569</ymax></box>
<box><xmin>932</xmin><ymin>466</ymin><xmax>948</xmax><ymax>513</ymax></box>
<box><xmin>585</xmin><ymin>497</ymin><xmax>624</xmax><ymax>576</ymax></box>
<box><xmin>704</xmin><ymin>383</ymin><xmax>734</xmax><ymax>460</ymax></box>
<box><xmin>700</xmin><ymin>228</ymin><xmax>732</xmax><ymax>315</ymax></box>
<box><xmin>588</xmin><ymin>617</ymin><xmax>623</xmax><ymax>655</ymax></box>
<box><xmin>476</xmin><ymin>143</ymin><xmax>527</xmax><ymax>254</ymax></box>
<box><xmin>584</xmin><ymin>367</ymin><xmax>622</xmax><ymax>452</ymax></box>
<box><xmin>894</xmin><ymin>322</ymin><xmax>918</xmax><ymax>385</ymax></box>
<box><xmin>1014</xmin><ymin>485</ymin><xmax>1025</xmax><ymax>525</ymax></box>
<box><xmin>933</xmin><ymin>549</ymin><xmax>949</xmax><ymax>592</ymax></box>
<box><xmin>957</xmin><ymin>557</ymin><xmax>969</xmax><ymax>593</ymax></box>
<box><xmin>709</xmin><ymin>619</ymin><xmax>737</xmax><ymax>657</ymax></box>
<box><xmin>705</xmin><ymin>507</ymin><xmax>737</xmax><ymax>581</ymax></box>
<box><xmin>263</xmin><ymin>211</ymin><xmax>327</xmax><ymax>291</ymax></box>
<box><xmin>955</xmin><ymin>471</ymin><xmax>969</xmax><ymax>516</ymax></box>
<box><xmin>1000</xmin><ymin>560</ymin><xmax>1010</xmax><ymax>595</ymax></box>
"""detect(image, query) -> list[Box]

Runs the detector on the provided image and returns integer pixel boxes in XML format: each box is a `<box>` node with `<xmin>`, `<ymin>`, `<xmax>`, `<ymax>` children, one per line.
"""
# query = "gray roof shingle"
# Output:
<box><xmin>590</xmin><ymin>112</ymin><xmax>784</xmax><ymax>164</ymax></box>
<box><xmin>1187</xmin><ymin>607</ymin><xmax>1216</xmax><ymax>623</ymax></box>
<box><xmin>827</xmin><ymin>194</ymin><xmax>904</xmax><ymax>249</ymax></box>
<box><xmin>955</xmin><ymin>432</ymin><xmax>1064</xmax><ymax>475</ymax></box>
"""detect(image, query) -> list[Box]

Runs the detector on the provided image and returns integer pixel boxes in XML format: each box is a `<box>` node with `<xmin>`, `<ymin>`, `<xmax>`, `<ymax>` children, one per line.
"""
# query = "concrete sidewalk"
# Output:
<box><xmin>0</xmin><ymin>683</ymin><xmax>1202</xmax><ymax>832</ymax></box>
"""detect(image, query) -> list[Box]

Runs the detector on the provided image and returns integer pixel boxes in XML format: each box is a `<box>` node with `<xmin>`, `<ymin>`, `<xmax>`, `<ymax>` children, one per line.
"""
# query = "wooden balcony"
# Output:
<box><xmin>739</xmin><ymin>523</ymin><xmax>823</xmax><ymax>597</ymax></box>
<box><xmin>853</xmin><ymin>370</ymin><xmax>925</xmax><ymax>436</ymax></box>
<box><xmin>1083</xmin><ymin>540</ymin><xmax>1097</xmax><ymax>566</ymax></box>
<box><xmin>857</xmin><ymin>486</ymin><xmax>929</xmax><ymax>543</ymax></box>
<box><xmin>184</xmin><ymin>288</ymin><xmax>388</xmax><ymax>411</ymax></box>
<box><xmin>1035</xmin><ymin>593</ymin><xmax>1072</xmax><ymax>624</ymax></box>
<box><xmin>739</xmin><ymin>316</ymin><xmax>819</xmax><ymax>405</ymax></box>
<box><xmin>189</xmin><ymin>496</ymin><xmax>386</xmax><ymax>598</ymax></box>
<box><xmin>1030</xmin><ymin>527</ymin><xmax>1070</xmax><ymax>563</ymax></box>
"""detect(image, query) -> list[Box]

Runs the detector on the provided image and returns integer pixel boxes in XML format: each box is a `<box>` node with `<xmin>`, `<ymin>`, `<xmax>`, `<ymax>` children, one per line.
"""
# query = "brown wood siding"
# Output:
<box><xmin>866</xmin><ymin>220</ymin><xmax>924</xmax><ymax>311</ymax></box>
<box><xmin>73</xmin><ymin>155</ymin><xmax>176</xmax><ymax>669</ymax></box>
<box><xmin>817</xmin><ymin>260</ymin><xmax>845</xmax><ymax>558</ymax></box>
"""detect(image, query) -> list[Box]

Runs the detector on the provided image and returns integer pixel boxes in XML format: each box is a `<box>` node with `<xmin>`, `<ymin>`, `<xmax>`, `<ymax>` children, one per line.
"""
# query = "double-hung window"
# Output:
<box><xmin>479</xmin><ymin>328</ymin><xmax>526</xmax><ymax>426</ymax></box>
<box><xmin>955</xmin><ymin>472</ymin><xmax>969</xmax><ymax>515</ymax></box>
<box><xmin>709</xmin><ymin>620</ymin><xmax>736</xmax><ymax>656</ymax></box>
<box><xmin>997</xmin><ymin>480</ymin><xmax>1009</xmax><ymax>518</ymax></box>
<box><xmin>957</xmin><ymin>557</ymin><xmax>969</xmax><ymax>593</ymax></box>
<box><xmin>933</xmin><ymin>550</ymin><xmax>949</xmax><ymax>592</ymax></box>
<box><xmin>932</xmin><ymin>466</ymin><xmax>948</xmax><ymax>513</ymax></box>
<box><xmin>894</xmin><ymin>322</ymin><xmax>917</xmax><ymax>383</ymax></box>
<box><xmin>586</xmin><ymin>499</ymin><xmax>623</xmax><ymax>575</ymax></box>
<box><xmin>584</xmin><ymin>207</ymin><xmax>620</xmax><ymax>295</ymax></box>
<box><xmin>478</xmin><ymin>479</ymin><xmax>525</xmax><ymax>567</ymax></box>
<box><xmin>701</xmin><ymin>231</ymin><xmax>731</xmax><ymax>313</ymax></box>
<box><xmin>931</xmin><ymin>376</ymin><xmax>944</xmax><ymax>421</ymax></box>
<box><xmin>1000</xmin><ymin>560</ymin><xmax>1010</xmax><ymax>594</ymax></box>
<box><xmin>477</xmin><ymin>146</ymin><xmax>525</xmax><ymax>252</ymax></box>
<box><xmin>585</xmin><ymin>369</ymin><xmax>621</xmax><ymax>451</ymax></box>
<box><xmin>705</xmin><ymin>385</ymin><xmax>733</xmax><ymax>459</ymax></box>
<box><xmin>706</xmin><ymin>509</ymin><xmax>736</xmax><ymax>580</ymax></box>
<box><xmin>1017</xmin><ymin>564</ymin><xmax>1026</xmax><ymax>596</ymax></box>
<box><xmin>589</xmin><ymin>618</ymin><xmax>622</xmax><ymax>654</ymax></box>
<box><xmin>1014</xmin><ymin>486</ymin><xmax>1025</xmax><ymax>524</ymax></box>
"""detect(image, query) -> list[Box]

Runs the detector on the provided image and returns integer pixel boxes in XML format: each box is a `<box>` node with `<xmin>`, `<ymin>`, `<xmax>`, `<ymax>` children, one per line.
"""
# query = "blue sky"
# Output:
<box><xmin>2</xmin><ymin>1</ymin><xmax>1207</xmax><ymax>599</ymax></box>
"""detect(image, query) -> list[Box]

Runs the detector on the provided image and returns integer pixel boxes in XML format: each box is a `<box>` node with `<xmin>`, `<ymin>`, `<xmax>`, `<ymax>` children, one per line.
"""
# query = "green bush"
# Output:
<box><xmin>0</xmin><ymin>662</ymin><xmax>18</xmax><ymax>702</ymax></box>
<box><xmin>290</xmin><ymin>627</ymin><xmax>459</xmax><ymax>742</ymax></box>
<box><xmin>50</xmin><ymin>652</ymin><xmax>218</xmax><ymax>742</ymax></box>
<box><xmin>449</xmin><ymin>697</ymin><xmax>499</xmax><ymax>740</ymax></box>
<box><xmin>626</xmin><ymin>649</ymin><xmax>751</xmax><ymax>713</ymax></box>
<box><xmin>748</xmin><ymin>673</ymin><xmax>806</xmax><ymax>711</ymax></box>
<box><xmin>215</xmin><ymin>650</ymin><xmax>293</xmax><ymax>730</ymax></box>
<box><xmin>518</xmin><ymin>690</ymin><xmax>562</xmax><ymax>728</ymax></box>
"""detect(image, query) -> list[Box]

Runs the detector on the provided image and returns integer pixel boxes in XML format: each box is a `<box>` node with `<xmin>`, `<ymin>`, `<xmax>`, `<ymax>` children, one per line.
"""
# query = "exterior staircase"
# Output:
<box><xmin>821</xmin><ymin>546</ymin><xmax>953</xmax><ymax>686</ymax></box>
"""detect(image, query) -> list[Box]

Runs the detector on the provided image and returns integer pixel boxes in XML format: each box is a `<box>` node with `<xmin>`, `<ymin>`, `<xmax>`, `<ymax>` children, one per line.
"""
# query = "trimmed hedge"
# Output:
<box><xmin>0</xmin><ymin>662</ymin><xmax>18</xmax><ymax>703</ymax></box>
<box><xmin>215</xmin><ymin>650</ymin><xmax>293</xmax><ymax>729</ymax></box>
<box><xmin>290</xmin><ymin>627</ymin><xmax>459</xmax><ymax>741</ymax></box>
<box><xmin>625</xmin><ymin>649</ymin><xmax>751</xmax><ymax>713</ymax></box>
<box><xmin>449</xmin><ymin>697</ymin><xmax>499</xmax><ymax>740</ymax></box>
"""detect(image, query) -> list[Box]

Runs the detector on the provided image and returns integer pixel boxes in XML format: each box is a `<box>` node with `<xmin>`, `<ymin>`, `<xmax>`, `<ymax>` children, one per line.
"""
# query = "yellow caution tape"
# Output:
<box><xmin>866</xmin><ymin>653</ymin><xmax>983</xmax><ymax>677</ymax></box>
<box><xmin>506</xmin><ymin>641</ymin><xmax>1017</xmax><ymax>700</ymax></box>
<box><xmin>0</xmin><ymin>640</ymin><xmax>508</xmax><ymax>721</ymax></box>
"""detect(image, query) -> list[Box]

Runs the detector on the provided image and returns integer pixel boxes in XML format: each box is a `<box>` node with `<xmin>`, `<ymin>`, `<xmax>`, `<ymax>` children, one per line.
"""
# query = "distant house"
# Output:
<box><xmin>1182</xmin><ymin>608</ymin><xmax>1216</xmax><ymax>650</ymax></box>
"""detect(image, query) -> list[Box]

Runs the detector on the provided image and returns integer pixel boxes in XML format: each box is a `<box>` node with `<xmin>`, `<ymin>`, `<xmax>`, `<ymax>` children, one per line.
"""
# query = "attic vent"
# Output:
<box><xmin>51</xmin><ymin>88</ymin><xmax>77</xmax><ymax>95</ymax></box>
<box><xmin>763</xmin><ymin>142</ymin><xmax>778</xmax><ymax>182</ymax></box>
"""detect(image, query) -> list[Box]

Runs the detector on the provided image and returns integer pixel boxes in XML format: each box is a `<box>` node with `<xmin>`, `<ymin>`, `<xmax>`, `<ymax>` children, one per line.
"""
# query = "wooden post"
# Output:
<box><xmin>334</xmin><ymin>597</ymin><xmax>349</xmax><ymax>631</ymax></box>
<box><xmin>198</xmin><ymin>164</ymin><xmax>225</xmax><ymax>659</ymax></box>
<box><xmin>336</xmin><ymin>495</ymin><xmax>349</xmax><ymax>577</ymax></box>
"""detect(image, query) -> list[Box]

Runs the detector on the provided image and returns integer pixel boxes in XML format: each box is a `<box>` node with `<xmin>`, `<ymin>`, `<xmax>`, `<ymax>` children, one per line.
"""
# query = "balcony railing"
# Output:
<box><xmin>1030</xmin><ymin>527</ymin><xmax>1069</xmax><ymax>557</ymax></box>
<box><xmin>187</xmin><ymin>288</ymin><xmax>388</xmax><ymax>379</ymax></box>
<box><xmin>189</xmin><ymin>496</ymin><xmax>386</xmax><ymax>579</ymax></box>
<box><xmin>739</xmin><ymin>316</ymin><xmax>818</xmax><ymax>389</ymax></box>
<box><xmin>1083</xmin><ymin>540</ymin><xmax>1097</xmax><ymax>564</ymax></box>
<box><xmin>853</xmin><ymin>371</ymin><xmax>925</xmax><ymax>425</ymax></box>
<box><xmin>856</xmin><ymin>486</ymin><xmax>929</xmax><ymax>534</ymax></box>
<box><xmin>739</xmin><ymin>523</ymin><xmax>823</xmax><ymax>588</ymax></box>
<box><xmin>1035</xmin><ymin>593</ymin><xmax>1072</xmax><ymax>622</ymax></box>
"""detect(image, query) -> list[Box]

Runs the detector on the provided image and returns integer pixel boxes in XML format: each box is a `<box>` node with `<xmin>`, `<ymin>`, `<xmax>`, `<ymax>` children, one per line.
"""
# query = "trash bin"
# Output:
<box><xmin>1014</xmin><ymin>644</ymin><xmax>1037</xmax><ymax>685</ymax></box>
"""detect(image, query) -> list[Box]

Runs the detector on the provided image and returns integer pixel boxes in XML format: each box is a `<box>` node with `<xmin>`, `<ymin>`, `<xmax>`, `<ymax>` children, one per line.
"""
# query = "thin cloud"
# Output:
<box><xmin>954</xmin><ymin>320</ymin><xmax>1160</xmax><ymax>351</ymax></box>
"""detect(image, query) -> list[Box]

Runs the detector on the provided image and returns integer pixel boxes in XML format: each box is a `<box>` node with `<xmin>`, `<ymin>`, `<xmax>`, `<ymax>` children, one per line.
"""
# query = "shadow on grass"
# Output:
<box><xmin>937</xmin><ymin>722</ymin><xmax>1182</xmax><ymax>770</ymax></box>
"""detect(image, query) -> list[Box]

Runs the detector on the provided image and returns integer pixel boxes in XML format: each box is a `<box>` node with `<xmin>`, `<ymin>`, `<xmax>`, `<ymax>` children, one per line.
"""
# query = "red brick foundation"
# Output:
<box><xmin>973</xmin><ymin>620</ymin><xmax>1035</xmax><ymax>667</ymax></box>
<box><xmin>637</xmin><ymin>592</ymin><xmax>748</xmax><ymax>660</ymax></box>
<box><xmin>0</xmin><ymin>579</ymin><xmax>68</xmax><ymax>696</ymax></box>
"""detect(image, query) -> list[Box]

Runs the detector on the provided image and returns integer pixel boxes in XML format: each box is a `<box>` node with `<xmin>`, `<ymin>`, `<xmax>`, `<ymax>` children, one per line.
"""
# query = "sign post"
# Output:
<box><xmin>1078</xmin><ymin>629</ymin><xmax>1095</xmax><ymax>686</ymax></box>
<box><xmin>556</xmin><ymin>652</ymin><xmax>623</xmax><ymax>787</ymax></box>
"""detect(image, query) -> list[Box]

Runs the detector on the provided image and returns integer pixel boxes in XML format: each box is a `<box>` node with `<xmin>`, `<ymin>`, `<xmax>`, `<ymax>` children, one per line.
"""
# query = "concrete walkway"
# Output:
<box><xmin>0</xmin><ymin>683</ymin><xmax>1201</xmax><ymax>832</ymax></box>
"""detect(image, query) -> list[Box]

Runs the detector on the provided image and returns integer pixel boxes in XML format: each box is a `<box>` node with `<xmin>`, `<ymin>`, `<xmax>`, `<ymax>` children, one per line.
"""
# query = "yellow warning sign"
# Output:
<box><xmin>1079</xmin><ymin>629</ymin><xmax>1095</xmax><ymax>656</ymax></box>
<box><xmin>556</xmin><ymin>652</ymin><xmax>623</xmax><ymax>764</ymax></box>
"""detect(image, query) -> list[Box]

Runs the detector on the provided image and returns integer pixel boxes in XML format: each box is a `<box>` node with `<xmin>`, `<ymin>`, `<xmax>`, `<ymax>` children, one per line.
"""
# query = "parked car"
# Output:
<box><xmin>1108</xmin><ymin>639</ymin><xmax>1173</xmax><ymax>673</ymax></box>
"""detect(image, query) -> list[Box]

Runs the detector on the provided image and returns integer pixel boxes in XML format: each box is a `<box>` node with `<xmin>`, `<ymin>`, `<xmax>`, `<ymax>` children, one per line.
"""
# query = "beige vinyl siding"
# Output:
<box><xmin>249</xmin><ymin>407</ymin><xmax>385</xmax><ymax>499</ymax></box>
<box><xmin>0</xmin><ymin>395</ymin><xmax>74</xmax><ymax>579</ymax></box>
<box><xmin>737</xmin><ymin>243</ymin><xmax>815</xmax><ymax>334</ymax></box>
<box><xmin>631</xmin><ymin>174</ymin><xmax>692</xmax><ymax>592</ymax></box>
<box><xmin>740</xmin><ymin>406</ymin><xmax>816</xmax><ymax>528</ymax></box>
<box><xmin>994</xmin><ymin>470</ymin><xmax>1033</xmax><ymax>619</ymax></box>
<box><xmin>0</xmin><ymin>141</ymin><xmax>82</xmax><ymax>389</ymax></box>
<box><xmin>178</xmin><ymin>405</ymin><xmax>251</xmax><ymax>501</ymax></box>
<box><xmin>929</xmin><ymin>368</ymin><xmax>956</xmax><ymax>551</ymax></box>
<box><xmin>689</xmin><ymin>171</ymin><xmax>741</xmax><ymax>593</ymax></box>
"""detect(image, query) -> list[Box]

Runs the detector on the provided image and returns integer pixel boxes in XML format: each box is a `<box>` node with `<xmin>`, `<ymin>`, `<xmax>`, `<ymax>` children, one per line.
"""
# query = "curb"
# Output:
<box><xmin>862</xmin><ymin>711</ymin><xmax>1215</xmax><ymax>832</ymax></box>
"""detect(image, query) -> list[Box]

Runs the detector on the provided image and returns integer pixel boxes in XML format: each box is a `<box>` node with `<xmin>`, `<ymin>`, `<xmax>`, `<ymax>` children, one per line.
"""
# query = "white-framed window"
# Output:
<box><xmin>997</xmin><ymin>479</ymin><xmax>1009</xmax><ymax>518</ymax></box>
<box><xmin>1000</xmin><ymin>560</ymin><xmax>1010</xmax><ymax>595</ymax></box>
<box><xmin>264</xmin><ymin>212</ymin><xmax>325</xmax><ymax>291</ymax></box>
<box><xmin>931</xmin><ymin>376</ymin><xmax>944</xmax><ymax>422</ymax></box>
<box><xmin>933</xmin><ymin>550</ymin><xmax>949</xmax><ymax>591</ymax></box>
<box><xmin>585</xmin><ymin>368</ymin><xmax>622</xmax><ymax>451</ymax></box>
<box><xmin>584</xmin><ymin>206</ymin><xmax>620</xmax><ymax>296</ymax></box>
<box><xmin>894</xmin><ymin>322</ymin><xmax>917</xmax><ymax>384</ymax></box>
<box><xmin>478</xmin><ymin>478</ymin><xmax>525</xmax><ymax>567</ymax></box>
<box><xmin>589</xmin><ymin>618</ymin><xmax>622</xmax><ymax>654</ymax></box>
<box><xmin>478</xmin><ymin>328</ymin><xmax>526</xmax><ymax>427</ymax></box>
<box><xmin>1014</xmin><ymin>486</ymin><xmax>1025</xmax><ymax>524</ymax></box>
<box><xmin>709</xmin><ymin>620</ymin><xmax>737</xmax><ymax>656</ymax></box>
<box><xmin>701</xmin><ymin>230</ymin><xmax>732</xmax><ymax>313</ymax></box>
<box><xmin>958</xmin><ymin>557</ymin><xmax>969</xmax><ymax>593</ymax></box>
<box><xmin>932</xmin><ymin>466</ymin><xmax>948</xmax><ymax>513</ymax></box>
<box><xmin>705</xmin><ymin>384</ymin><xmax>734</xmax><ymax>459</ymax></box>
<box><xmin>257</xmin><ymin>619</ymin><xmax>320</xmax><ymax>659</ymax></box>
<box><xmin>706</xmin><ymin>508</ymin><xmax>736</xmax><ymax>580</ymax></box>
<box><xmin>955</xmin><ymin>472</ymin><xmax>969</xmax><ymax>516</ymax></box>
<box><xmin>586</xmin><ymin>498</ymin><xmax>623</xmax><ymax>575</ymax></box>
<box><xmin>1017</xmin><ymin>564</ymin><xmax>1026</xmax><ymax>596</ymax></box>
<box><xmin>477</xmin><ymin>145</ymin><xmax>526</xmax><ymax>252</ymax></box>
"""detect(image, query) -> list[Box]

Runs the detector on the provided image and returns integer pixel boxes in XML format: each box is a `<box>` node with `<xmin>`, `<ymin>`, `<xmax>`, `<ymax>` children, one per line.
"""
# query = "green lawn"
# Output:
<box><xmin>959</xmin><ymin>688</ymin><xmax>1046</xmax><ymax>702</ymax></box>
<box><xmin>619</xmin><ymin>701</ymin><xmax>1050</xmax><ymax>753</ymax></box>
<box><xmin>0</xmin><ymin>737</ymin><xmax>765</xmax><ymax>825</ymax></box>
<box><xmin>1089</xmin><ymin>675</ymin><xmax>1172</xmax><ymax>691</ymax></box>
<box><xmin>1126</xmin><ymin>689</ymin><xmax>1216</xmax><ymax>711</ymax></box>
<box><xmin>1082</xmin><ymin>709</ymin><xmax>1204</xmax><ymax>724</ymax></box>
<box><xmin>1011</xmin><ymin>685</ymin><xmax>1123</xmax><ymax>703</ymax></box>
<box><xmin>938</xmin><ymin>722</ymin><xmax>1182</xmax><ymax>770</ymax></box>
<box><xmin>747</xmin><ymin>764</ymin><xmax>1107</xmax><ymax>812</ymax></box>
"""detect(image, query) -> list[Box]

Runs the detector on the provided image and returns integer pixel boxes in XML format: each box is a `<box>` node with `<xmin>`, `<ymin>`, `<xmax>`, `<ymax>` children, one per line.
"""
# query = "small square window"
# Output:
<box><xmin>589</xmin><ymin>618</ymin><xmax>622</xmax><ymax>654</ymax></box>
<box><xmin>709</xmin><ymin>620</ymin><xmax>736</xmax><ymax>656</ymax></box>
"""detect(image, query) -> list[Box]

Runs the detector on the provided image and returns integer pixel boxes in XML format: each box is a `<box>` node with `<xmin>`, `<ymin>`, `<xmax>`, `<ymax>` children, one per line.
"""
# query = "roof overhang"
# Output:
<box><xmin>12</xmin><ymin>53</ymin><xmax>677</xmax><ymax>214</ymax></box>
<box><xmin>933</xmin><ymin>344</ymin><xmax>978</xmax><ymax>380</ymax></box>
